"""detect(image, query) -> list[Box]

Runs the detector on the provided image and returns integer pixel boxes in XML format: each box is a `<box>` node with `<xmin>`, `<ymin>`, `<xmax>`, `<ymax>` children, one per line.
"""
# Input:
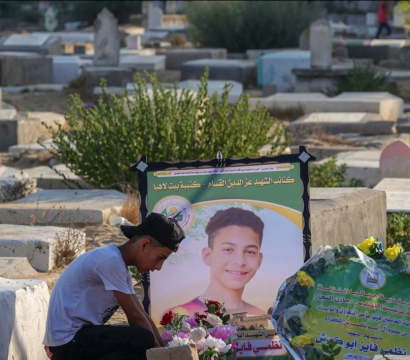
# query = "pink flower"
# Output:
<box><xmin>231</xmin><ymin>341</ymin><xmax>238</xmax><ymax>349</ymax></box>
<box><xmin>162</xmin><ymin>330</ymin><xmax>173</xmax><ymax>342</ymax></box>
<box><xmin>185</xmin><ymin>316</ymin><xmax>199</xmax><ymax>328</ymax></box>
<box><xmin>210</xmin><ymin>326</ymin><xmax>234</xmax><ymax>342</ymax></box>
<box><xmin>177</xmin><ymin>331</ymin><xmax>190</xmax><ymax>339</ymax></box>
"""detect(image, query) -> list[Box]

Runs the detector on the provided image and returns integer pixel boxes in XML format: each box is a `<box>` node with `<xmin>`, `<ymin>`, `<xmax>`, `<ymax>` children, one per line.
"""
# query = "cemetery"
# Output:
<box><xmin>2</xmin><ymin>1</ymin><xmax>410</xmax><ymax>360</ymax></box>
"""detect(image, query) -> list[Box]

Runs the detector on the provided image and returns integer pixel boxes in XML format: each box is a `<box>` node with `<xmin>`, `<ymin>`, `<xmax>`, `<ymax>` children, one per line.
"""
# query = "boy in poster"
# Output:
<box><xmin>166</xmin><ymin>207</ymin><xmax>266</xmax><ymax>316</ymax></box>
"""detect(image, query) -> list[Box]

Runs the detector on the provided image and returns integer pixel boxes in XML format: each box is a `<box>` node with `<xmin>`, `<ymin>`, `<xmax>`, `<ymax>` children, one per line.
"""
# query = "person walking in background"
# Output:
<box><xmin>376</xmin><ymin>0</ymin><xmax>391</xmax><ymax>38</ymax></box>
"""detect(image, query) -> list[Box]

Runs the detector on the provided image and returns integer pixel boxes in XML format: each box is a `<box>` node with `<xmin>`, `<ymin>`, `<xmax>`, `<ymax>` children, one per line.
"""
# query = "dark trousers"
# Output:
<box><xmin>49</xmin><ymin>325</ymin><xmax>155</xmax><ymax>360</ymax></box>
<box><xmin>375</xmin><ymin>22</ymin><xmax>392</xmax><ymax>38</ymax></box>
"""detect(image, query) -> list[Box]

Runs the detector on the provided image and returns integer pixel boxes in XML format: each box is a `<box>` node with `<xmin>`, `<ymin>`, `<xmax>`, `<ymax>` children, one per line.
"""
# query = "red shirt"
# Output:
<box><xmin>378</xmin><ymin>2</ymin><xmax>388</xmax><ymax>23</ymax></box>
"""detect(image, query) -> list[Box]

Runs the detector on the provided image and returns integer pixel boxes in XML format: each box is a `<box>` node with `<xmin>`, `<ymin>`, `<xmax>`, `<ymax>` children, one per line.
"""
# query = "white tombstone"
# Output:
<box><xmin>93</xmin><ymin>8</ymin><xmax>120</xmax><ymax>67</ymax></box>
<box><xmin>148</xmin><ymin>7</ymin><xmax>163</xmax><ymax>29</ymax></box>
<box><xmin>309</xmin><ymin>19</ymin><xmax>332</xmax><ymax>69</ymax></box>
<box><xmin>126</xmin><ymin>34</ymin><xmax>142</xmax><ymax>50</ymax></box>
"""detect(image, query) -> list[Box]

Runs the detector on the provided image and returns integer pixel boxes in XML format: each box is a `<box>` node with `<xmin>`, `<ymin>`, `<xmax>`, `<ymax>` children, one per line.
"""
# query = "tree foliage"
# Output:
<box><xmin>43</xmin><ymin>70</ymin><xmax>288</xmax><ymax>192</ymax></box>
<box><xmin>185</xmin><ymin>1</ymin><xmax>323</xmax><ymax>52</ymax></box>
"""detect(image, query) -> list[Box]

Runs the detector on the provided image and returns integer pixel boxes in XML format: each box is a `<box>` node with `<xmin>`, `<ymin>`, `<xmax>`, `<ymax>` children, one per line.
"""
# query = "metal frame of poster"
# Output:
<box><xmin>130</xmin><ymin>146</ymin><xmax>316</xmax><ymax>317</ymax></box>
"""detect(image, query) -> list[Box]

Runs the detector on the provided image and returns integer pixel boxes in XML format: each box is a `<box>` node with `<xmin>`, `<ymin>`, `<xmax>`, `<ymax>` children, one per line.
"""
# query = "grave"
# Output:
<box><xmin>374</xmin><ymin>178</ymin><xmax>410</xmax><ymax>213</ymax></box>
<box><xmin>27</xmin><ymin>112</ymin><xmax>66</xmax><ymax>139</ymax></box>
<box><xmin>310</xmin><ymin>187</ymin><xmax>386</xmax><ymax>251</ymax></box>
<box><xmin>52</xmin><ymin>55</ymin><xmax>92</xmax><ymax>85</ymax></box>
<box><xmin>314</xmin><ymin>150</ymin><xmax>381</xmax><ymax>187</ymax></box>
<box><xmin>257</xmin><ymin>50</ymin><xmax>310</xmax><ymax>93</ymax></box>
<box><xmin>147</xmin><ymin>344</ymin><xmax>199</xmax><ymax>360</ymax></box>
<box><xmin>120</xmin><ymin>54</ymin><xmax>166</xmax><ymax>71</ymax></box>
<box><xmin>286</xmin><ymin>112</ymin><xmax>395</xmax><ymax>137</ymax></box>
<box><xmin>0</xmin><ymin>224</ymin><xmax>86</xmax><ymax>272</ymax></box>
<box><xmin>0</xmin><ymin>115</ymin><xmax>40</xmax><ymax>152</ymax></box>
<box><xmin>148</xmin><ymin>7</ymin><xmax>163</xmax><ymax>29</ymax></box>
<box><xmin>0</xmin><ymin>257</ymin><xmax>37</xmax><ymax>278</ymax></box>
<box><xmin>0</xmin><ymin>166</ymin><xmax>37</xmax><ymax>203</ymax></box>
<box><xmin>156</xmin><ymin>48</ymin><xmax>227</xmax><ymax>70</ymax></box>
<box><xmin>178</xmin><ymin>79</ymin><xmax>243</xmax><ymax>104</ymax></box>
<box><xmin>8</xmin><ymin>138</ymin><xmax>55</xmax><ymax>157</ymax></box>
<box><xmin>379</xmin><ymin>140</ymin><xmax>410</xmax><ymax>179</ymax></box>
<box><xmin>0</xmin><ymin>33</ymin><xmax>62</xmax><ymax>55</ymax></box>
<box><xmin>246</xmin><ymin>49</ymin><xmax>279</xmax><ymax>60</ymax></box>
<box><xmin>84</xmin><ymin>66</ymin><xmax>133</xmax><ymax>95</ymax></box>
<box><xmin>0</xmin><ymin>52</ymin><xmax>52</xmax><ymax>86</ymax></box>
<box><xmin>32</xmin><ymin>31</ymin><xmax>94</xmax><ymax>45</ymax></box>
<box><xmin>181</xmin><ymin>59</ymin><xmax>256</xmax><ymax>86</ymax></box>
<box><xmin>0</xmin><ymin>189</ymin><xmax>127</xmax><ymax>225</ymax></box>
<box><xmin>25</xmin><ymin>164</ymin><xmax>90</xmax><ymax>190</ymax></box>
<box><xmin>310</xmin><ymin>19</ymin><xmax>332</xmax><ymax>69</ymax></box>
<box><xmin>0</xmin><ymin>277</ymin><xmax>49</xmax><ymax>360</ymax></box>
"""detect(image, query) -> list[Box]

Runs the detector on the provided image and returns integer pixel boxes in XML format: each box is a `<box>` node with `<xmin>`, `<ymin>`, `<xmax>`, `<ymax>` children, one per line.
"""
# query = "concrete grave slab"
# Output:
<box><xmin>246</xmin><ymin>49</ymin><xmax>280</xmax><ymax>60</ymax></box>
<box><xmin>257</xmin><ymin>50</ymin><xmax>310</xmax><ymax>92</ymax></box>
<box><xmin>286</xmin><ymin>112</ymin><xmax>395</xmax><ymax>137</ymax></box>
<box><xmin>0</xmin><ymin>166</ymin><xmax>37</xmax><ymax>203</ymax></box>
<box><xmin>120</xmin><ymin>54</ymin><xmax>166</xmax><ymax>71</ymax></box>
<box><xmin>0</xmin><ymin>52</ymin><xmax>53</xmax><ymax>86</ymax></box>
<box><xmin>379</xmin><ymin>140</ymin><xmax>410</xmax><ymax>179</ymax></box>
<box><xmin>27</xmin><ymin>111</ymin><xmax>66</xmax><ymax>138</ymax></box>
<box><xmin>52</xmin><ymin>55</ymin><xmax>92</xmax><ymax>84</ymax></box>
<box><xmin>25</xmin><ymin>165</ymin><xmax>90</xmax><ymax>190</ymax></box>
<box><xmin>84</xmin><ymin>66</ymin><xmax>133</xmax><ymax>95</ymax></box>
<box><xmin>315</xmin><ymin>150</ymin><xmax>381</xmax><ymax>187</ymax></box>
<box><xmin>0</xmin><ymin>277</ymin><xmax>49</xmax><ymax>360</ymax></box>
<box><xmin>33</xmin><ymin>31</ymin><xmax>94</xmax><ymax>44</ymax></box>
<box><xmin>0</xmin><ymin>257</ymin><xmax>37</xmax><ymax>278</ymax></box>
<box><xmin>1</xmin><ymin>84</ymin><xmax>64</xmax><ymax>94</ymax></box>
<box><xmin>181</xmin><ymin>59</ymin><xmax>256</xmax><ymax>86</ymax></box>
<box><xmin>156</xmin><ymin>48</ymin><xmax>227</xmax><ymax>70</ymax></box>
<box><xmin>310</xmin><ymin>187</ymin><xmax>386</xmax><ymax>250</ymax></box>
<box><xmin>0</xmin><ymin>189</ymin><xmax>127</xmax><ymax>225</ymax></box>
<box><xmin>0</xmin><ymin>116</ymin><xmax>40</xmax><ymax>152</ymax></box>
<box><xmin>8</xmin><ymin>138</ymin><xmax>55</xmax><ymax>156</ymax></box>
<box><xmin>0</xmin><ymin>224</ymin><xmax>86</xmax><ymax>271</ymax></box>
<box><xmin>178</xmin><ymin>79</ymin><xmax>243</xmax><ymax>104</ymax></box>
<box><xmin>147</xmin><ymin>344</ymin><xmax>199</xmax><ymax>360</ymax></box>
<box><xmin>0</xmin><ymin>34</ymin><xmax>62</xmax><ymax>55</ymax></box>
<box><xmin>374</xmin><ymin>178</ymin><xmax>410</xmax><ymax>213</ymax></box>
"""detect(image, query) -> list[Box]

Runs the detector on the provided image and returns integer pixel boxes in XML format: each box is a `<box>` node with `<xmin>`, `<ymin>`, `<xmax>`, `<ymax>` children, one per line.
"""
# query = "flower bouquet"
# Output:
<box><xmin>272</xmin><ymin>237</ymin><xmax>410</xmax><ymax>360</ymax></box>
<box><xmin>161</xmin><ymin>299</ymin><xmax>238</xmax><ymax>360</ymax></box>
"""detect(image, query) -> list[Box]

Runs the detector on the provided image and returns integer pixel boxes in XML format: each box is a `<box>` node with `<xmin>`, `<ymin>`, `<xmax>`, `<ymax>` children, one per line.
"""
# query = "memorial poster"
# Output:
<box><xmin>146</xmin><ymin>162</ymin><xmax>306</xmax><ymax>324</ymax></box>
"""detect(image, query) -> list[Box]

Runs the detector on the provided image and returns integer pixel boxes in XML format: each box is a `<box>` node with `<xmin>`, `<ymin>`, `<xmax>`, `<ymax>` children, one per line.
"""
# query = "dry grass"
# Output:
<box><xmin>120</xmin><ymin>191</ymin><xmax>140</xmax><ymax>225</ymax></box>
<box><xmin>268</xmin><ymin>106</ymin><xmax>305</xmax><ymax>122</ymax></box>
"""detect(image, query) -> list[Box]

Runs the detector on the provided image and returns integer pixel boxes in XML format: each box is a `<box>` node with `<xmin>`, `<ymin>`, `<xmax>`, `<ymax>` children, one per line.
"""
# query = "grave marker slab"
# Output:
<box><xmin>0</xmin><ymin>224</ymin><xmax>86</xmax><ymax>272</ymax></box>
<box><xmin>374</xmin><ymin>178</ymin><xmax>410</xmax><ymax>213</ymax></box>
<box><xmin>120</xmin><ymin>54</ymin><xmax>166</xmax><ymax>71</ymax></box>
<box><xmin>379</xmin><ymin>140</ymin><xmax>410</xmax><ymax>179</ymax></box>
<box><xmin>52</xmin><ymin>55</ymin><xmax>92</xmax><ymax>84</ymax></box>
<box><xmin>0</xmin><ymin>166</ymin><xmax>37</xmax><ymax>203</ymax></box>
<box><xmin>4</xmin><ymin>34</ymin><xmax>49</xmax><ymax>46</ymax></box>
<box><xmin>84</xmin><ymin>66</ymin><xmax>133</xmax><ymax>94</ymax></box>
<box><xmin>0</xmin><ymin>34</ymin><xmax>61</xmax><ymax>55</ymax></box>
<box><xmin>8</xmin><ymin>138</ymin><xmax>55</xmax><ymax>156</ymax></box>
<box><xmin>148</xmin><ymin>7</ymin><xmax>163</xmax><ymax>29</ymax></box>
<box><xmin>0</xmin><ymin>189</ymin><xmax>127</xmax><ymax>225</ymax></box>
<box><xmin>310</xmin><ymin>19</ymin><xmax>332</xmax><ymax>68</ymax></box>
<box><xmin>0</xmin><ymin>277</ymin><xmax>49</xmax><ymax>360</ymax></box>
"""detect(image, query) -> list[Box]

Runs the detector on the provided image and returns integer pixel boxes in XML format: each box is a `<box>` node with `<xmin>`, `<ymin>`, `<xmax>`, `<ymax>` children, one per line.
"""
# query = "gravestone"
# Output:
<box><xmin>299</xmin><ymin>28</ymin><xmax>310</xmax><ymax>50</ymax></box>
<box><xmin>309</xmin><ymin>19</ymin><xmax>332</xmax><ymax>68</ymax></box>
<box><xmin>0</xmin><ymin>115</ymin><xmax>40</xmax><ymax>152</ymax></box>
<box><xmin>0</xmin><ymin>166</ymin><xmax>37</xmax><ymax>203</ymax></box>
<box><xmin>379</xmin><ymin>140</ymin><xmax>410</xmax><ymax>179</ymax></box>
<box><xmin>52</xmin><ymin>55</ymin><xmax>92</xmax><ymax>84</ymax></box>
<box><xmin>94</xmin><ymin>8</ymin><xmax>121</xmax><ymax>66</ymax></box>
<box><xmin>374</xmin><ymin>178</ymin><xmax>410</xmax><ymax>213</ymax></box>
<box><xmin>120</xmin><ymin>54</ymin><xmax>166</xmax><ymax>71</ymax></box>
<box><xmin>0</xmin><ymin>278</ymin><xmax>49</xmax><ymax>360</ymax></box>
<box><xmin>148</xmin><ymin>7</ymin><xmax>163</xmax><ymax>29</ymax></box>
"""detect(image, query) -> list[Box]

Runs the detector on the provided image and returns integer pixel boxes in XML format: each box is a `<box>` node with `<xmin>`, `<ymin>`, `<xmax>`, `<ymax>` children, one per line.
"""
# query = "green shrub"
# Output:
<box><xmin>310</xmin><ymin>155</ymin><xmax>365</xmax><ymax>188</ymax></box>
<box><xmin>328</xmin><ymin>62</ymin><xmax>397</xmax><ymax>96</ymax></box>
<box><xmin>43</xmin><ymin>69</ymin><xmax>288</xmax><ymax>192</ymax></box>
<box><xmin>387</xmin><ymin>211</ymin><xmax>410</xmax><ymax>250</ymax></box>
<box><xmin>184</xmin><ymin>1</ymin><xmax>323</xmax><ymax>52</ymax></box>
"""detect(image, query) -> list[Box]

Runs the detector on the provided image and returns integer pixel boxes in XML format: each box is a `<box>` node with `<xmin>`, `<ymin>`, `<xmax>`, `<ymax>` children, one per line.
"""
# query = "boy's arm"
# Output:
<box><xmin>114</xmin><ymin>291</ymin><xmax>162</xmax><ymax>347</ymax></box>
<box><xmin>132</xmin><ymin>294</ymin><xmax>166</xmax><ymax>347</ymax></box>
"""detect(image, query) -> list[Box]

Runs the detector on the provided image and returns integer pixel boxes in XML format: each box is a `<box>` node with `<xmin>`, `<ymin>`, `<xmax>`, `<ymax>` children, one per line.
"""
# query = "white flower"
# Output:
<box><xmin>181</xmin><ymin>321</ymin><xmax>191</xmax><ymax>332</ymax></box>
<box><xmin>220</xmin><ymin>344</ymin><xmax>232</xmax><ymax>354</ymax></box>
<box><xmin>189</xmin><ymin>327</ymin><xmax>207</xmax><ymax>343</ymax></box>
<box><xmin>322</xmin><ymin>246</ymin><xmax>336</xmax><ymax>266</ymax></box>
<box><xmin>205</xmin><ymin>313</ymin><xmax>223</xmax><ymax>327</ymax></box>
<box><xmin>168</xmin><ymin>335</ymin><xmax>190</xmax><ymax>347</ymax></box>
<box><xmin>200</xmin><ymin>335</ymin><xmax>227</xmax><ymax>353</ymax></box>
<box><xmin>284</xmin><ymin>304</ymin><xmax>308</xmax><ymax>319</ymax></box>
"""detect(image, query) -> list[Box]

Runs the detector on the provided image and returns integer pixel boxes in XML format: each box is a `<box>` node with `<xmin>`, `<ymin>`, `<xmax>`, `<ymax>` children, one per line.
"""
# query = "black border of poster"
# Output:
<box><xmin>130</xmin><ymin>146</ymin><xmax>316</xmax><ymax>314</ymax></box>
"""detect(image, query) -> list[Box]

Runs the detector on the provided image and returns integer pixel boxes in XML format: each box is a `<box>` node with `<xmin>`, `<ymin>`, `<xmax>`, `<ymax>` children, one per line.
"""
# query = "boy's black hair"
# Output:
<box><xmin>205</xmin><ymin>207</ymin><xmax>264</xmax><ymax>248</ymax></box>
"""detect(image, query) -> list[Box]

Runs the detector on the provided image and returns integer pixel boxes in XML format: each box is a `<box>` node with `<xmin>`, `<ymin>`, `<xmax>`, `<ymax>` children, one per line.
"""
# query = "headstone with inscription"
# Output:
<box><xmin>309</xmin><ymin>19</ymin><xmax>332</xmax><ymax>69</ymax></box>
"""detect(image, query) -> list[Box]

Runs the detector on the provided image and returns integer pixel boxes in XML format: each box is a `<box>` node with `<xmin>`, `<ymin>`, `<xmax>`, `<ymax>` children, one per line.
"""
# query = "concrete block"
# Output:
<box><xmin>0</xmin><ymin>224</ymin><xmax>86</xmax><ymax>272</ymax></box>
<box><xmin>0</xmin><ymin>277</ymin><xmax>49</xmax><ymax>360</ymax></box>
<box><xmin>178</xmin><ymin>79</ymin><xmax>242</xmax><ymax>104</ymax></box>
<box><xmin>0</xmin><ymin>116</ymin><xmax>40</xmax><ymax>152</ymax></box>
<box><xmin>0</xmin><ymin>52</ymin><xmax>52</xmax><ymax>86</ymax></box>
<box><xmin>246</xmin><ymin>49</ymin><xmax>280</xmax><ymax>60</ymax></box>
<box><xmin>0</xmin><ymin>257</ymin><xmax>38</xmax><ymax>278</ymax></box>
<box><xmin>315</xmin><ymin>150</ymin><xmax>381</xmax><ymax>187</ymax></box>
<box><xmin>286</xmin><ymin>112</ymin><xmax>395</xmax><ymax>137</ymax></box>
<box><xmin>257</xmin><ymin>50</ymin><xmax>310</xmax><ymax>92</ymax></box>
<box><xmin>8</xmin><ymin>138</ymin><xmax>55</xmax><ymax>156</ymax></box>
<box><xmin>84</xmin><ymin>66</ymin><xmax>134</xmax><ymax>95</ymax></box>
<box><xmin>120</xmin><ymin>55</ymin><xmax>166</xmax><ymax>71</ymax></box>
<box><xmin>0</xmin><ymin>166</ymin><xmax>37</xmax><ymax>203</ymax></box>
<box><xmin>0</xmin><ymin>34</ymin><xmax>62</xmax><ymax>55</ymax></box>
<box><xmin>32</xmin><ymin>32</ymin><xmax>94</xmax><ymax>45</ymax></box>
<box><xmin>310</xmin><ymin>188</ymin><xmax>387</xmax><ymax>251</ymax></box>
<box><xmin>27</xmin><ymin>112</ymin><xmax>66</xmax><ymax>139</ymax></box>
<box><xmin>52</xmin><ymin>55</ymin><xmax>92</xmax><ymax>85</ymax></box>
<box><xmin>25</xmin><ymin>165</ymin><xmax>90</xmax><ymax>190</ymax></box>
<box><xmin>0</xmin><ymin>189</ymin><xmax>127</xmax><ymax>225</ymax></box>
<box><xmin>181</xmin><ymin>59</ymin><xmax>256</xmax><ymax>86</ymax></box>
<box><xmin>147</xmin><ymin>344</ymin><xmax>199</xmax><ymax>360</ymax></box>
<box><xmin>374</xmin><ymin>178</ymin><xmax>410</xmax><ymax>213</ymax></box>
<box><xmin>310</xmin><ymin>19</ymin><xmax>332</xmax><ymax>69</ymax></box>
<box><xmin>156</xmin><ymin>48</ymin><xmax>227</xmax><ymax>70</ymax></box>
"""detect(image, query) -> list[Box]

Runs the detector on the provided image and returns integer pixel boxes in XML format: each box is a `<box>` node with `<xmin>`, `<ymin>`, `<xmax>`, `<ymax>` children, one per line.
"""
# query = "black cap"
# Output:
<box><xmin>120</xmin><ymin>212</ymin><xmax>185</xmax><ymax>252</ymax></box>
